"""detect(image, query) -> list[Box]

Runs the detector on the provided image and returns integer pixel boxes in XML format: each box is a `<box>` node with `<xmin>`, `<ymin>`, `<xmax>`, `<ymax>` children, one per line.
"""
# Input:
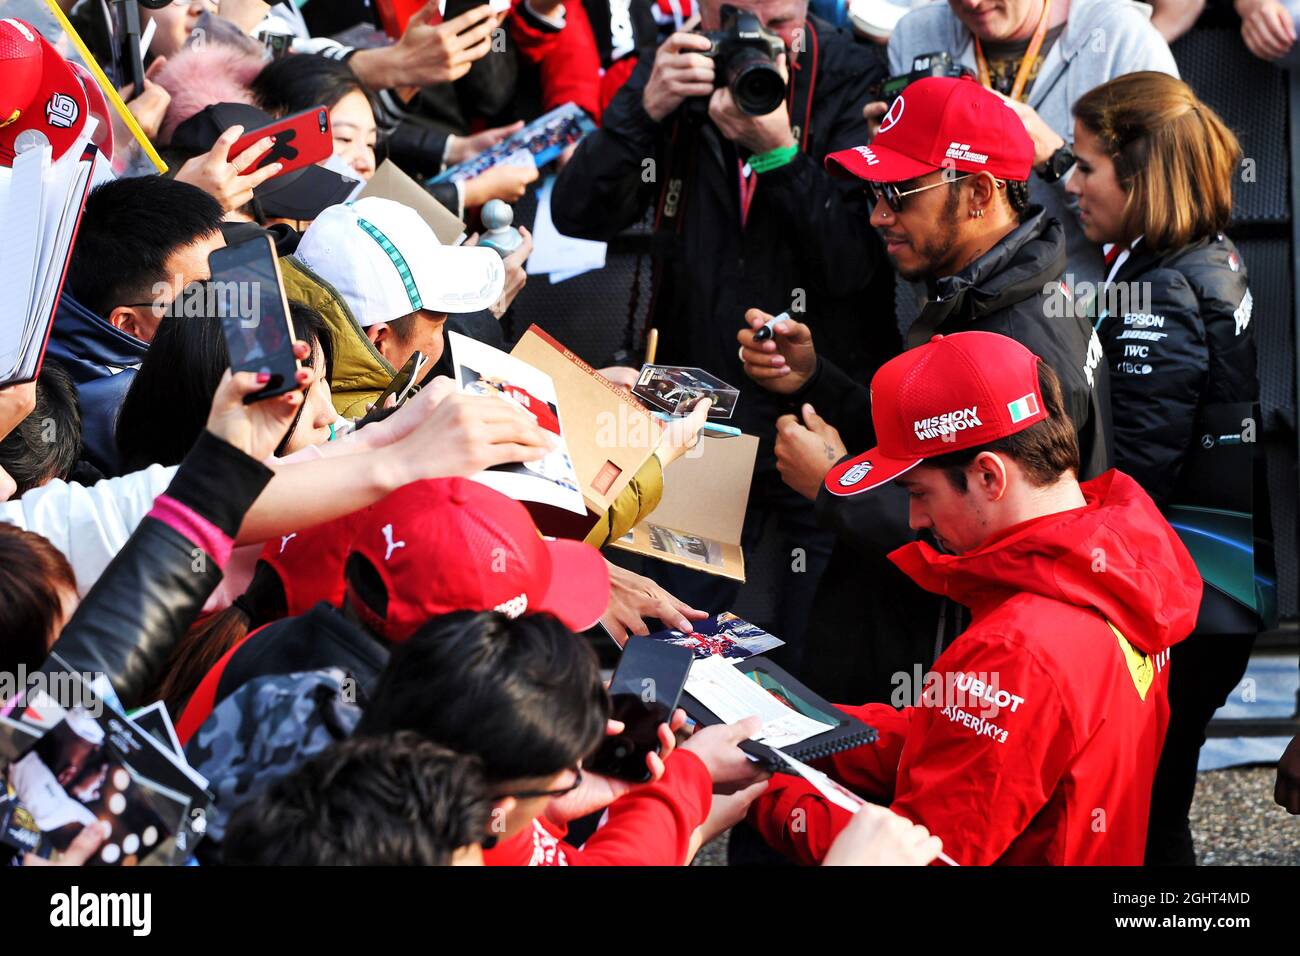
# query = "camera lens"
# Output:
<box><xmin>319</xmin><ymin>110</ymin><xmax>328</xmax><ymax>133</ymax></box>
<box><xmin>726</xmin><ymin>50</ymin><xmax>786</xmax><ymax>116</ymax></box>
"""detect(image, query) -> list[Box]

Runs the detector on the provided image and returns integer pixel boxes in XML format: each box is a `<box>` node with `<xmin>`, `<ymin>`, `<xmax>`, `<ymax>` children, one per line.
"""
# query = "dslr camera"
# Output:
<box><xmin>873</xmin><ymin>52</ymin><xmax>971</xmax><ymax>107</ymax></box>
<box><xmin>699</xmin><ymin>5</ymin><xmax>787</xmax><ymax>116</ymax></box>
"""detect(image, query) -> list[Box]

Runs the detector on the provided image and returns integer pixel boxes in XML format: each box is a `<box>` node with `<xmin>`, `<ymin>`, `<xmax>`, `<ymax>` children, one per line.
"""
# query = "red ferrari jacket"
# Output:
<box><xmin>483</xmin><ymin>749</ymin><xmax>712</xmax><ymax>865</ymax></box>
<box><xmin>751</xmin><ymin>470</ymin><xmax>1201</xmax><ymax>866</ymax></box>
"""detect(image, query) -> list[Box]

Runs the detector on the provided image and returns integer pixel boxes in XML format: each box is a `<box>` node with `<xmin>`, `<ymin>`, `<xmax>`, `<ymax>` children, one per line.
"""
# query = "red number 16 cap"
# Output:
<box><xmin>825</xmin><ymin>75</ymin><xmax>1034</xmax><ymax>185</ymax></box>
<box><xmin>0</xmin><ymin>19</ymin><xmax>89</xmax><ymax>166</ymax></box>
<box><xmin>825</xmin><ymin>332</ymin><xmax>1050</xmax><ymax>497</ymax></box>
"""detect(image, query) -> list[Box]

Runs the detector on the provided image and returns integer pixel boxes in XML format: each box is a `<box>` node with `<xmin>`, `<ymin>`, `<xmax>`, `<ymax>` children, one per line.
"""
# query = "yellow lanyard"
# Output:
<box><xmin>974</xmin><ymin>0</ymin><xmax>1053</xmax><ymax>103</ymax></box>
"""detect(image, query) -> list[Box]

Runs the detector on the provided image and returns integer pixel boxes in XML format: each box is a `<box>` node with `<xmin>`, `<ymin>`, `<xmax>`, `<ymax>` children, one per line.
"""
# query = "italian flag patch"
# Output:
<box><xmin>1007</xmin><ymin>393</ymin><xmax>1040</xmax><ymax>423</ymax></box>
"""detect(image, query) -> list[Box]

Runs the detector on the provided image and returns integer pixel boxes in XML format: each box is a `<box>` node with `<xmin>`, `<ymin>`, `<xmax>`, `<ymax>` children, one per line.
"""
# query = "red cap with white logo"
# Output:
<box><xmin>257</xmin><ymin>512</ymin><xmax>361</xmax><ymax>618</ymax></box>
<box><xmin>825</xmin><ymin>332</ymin><xmax>1050</xmax><ymax>497</ymax></box>
<box><xmin>0</xmin><ymin>18</ymin><xmax>89</xmax><ymax>166</ymax></box>
<box><xmin>346</xmin><ymin>477</ymin><xmax>611</xmax><ymax>642</ymax></box>
<box><xmin>825</xmin><ymin>76</ymin><xmax>1034</xmax><ymax>184</ymax></box>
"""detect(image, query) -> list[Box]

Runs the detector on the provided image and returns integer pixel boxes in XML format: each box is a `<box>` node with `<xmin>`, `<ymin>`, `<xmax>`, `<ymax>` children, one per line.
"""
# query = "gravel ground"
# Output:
<box><xmin>693</xmin><ymin>766</ymin><xmax>1300</xmax><ymax>865</ymax></box>
<box><xmin>1190</xmin><ymin>766</ymin><xmax>1299</xmax><ymax>865</ymax></box>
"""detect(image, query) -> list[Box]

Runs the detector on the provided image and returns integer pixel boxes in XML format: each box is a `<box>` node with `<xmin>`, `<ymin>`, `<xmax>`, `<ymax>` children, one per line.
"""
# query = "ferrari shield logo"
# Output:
<box><xmin>838</xmin><ymin>461</ymin><xmax>873</xmax><ymax>487</ymax></box>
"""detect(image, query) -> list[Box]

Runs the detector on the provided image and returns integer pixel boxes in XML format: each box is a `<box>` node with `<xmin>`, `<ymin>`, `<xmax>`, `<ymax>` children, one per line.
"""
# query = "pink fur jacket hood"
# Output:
<box><xmin>154</xmin><ymin>42</ymin><xmax>267</xmax><ymax>145</ymax></box>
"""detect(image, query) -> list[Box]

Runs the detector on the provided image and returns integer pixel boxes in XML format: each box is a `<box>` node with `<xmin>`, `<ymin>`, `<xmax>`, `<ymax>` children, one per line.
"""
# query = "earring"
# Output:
<box><xmin>971</xmin><ymin>208</ymin><xmax>985</xmax><ymax>219</ymax></box>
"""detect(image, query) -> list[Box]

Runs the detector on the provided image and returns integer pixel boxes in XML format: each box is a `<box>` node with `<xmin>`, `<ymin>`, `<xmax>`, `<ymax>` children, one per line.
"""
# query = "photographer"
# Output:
<box><xmin>1067</xmin><ymin>72</ymin><xmax>1259</xmax><ymax>866</ymax></box>
<box><xmin>552</xmin><ymin>0</ymin><xmax>898</xmax><ymax>658</ymax></box>
<box><xmin>738</xmin><ymin>77</ymin><xmax>1110</xmax><ymax>703</ymax></box>
<box><xmin>870</xmin><ymin>0</ymin><xmax>1177</xmax><ymax>287</ymax></box>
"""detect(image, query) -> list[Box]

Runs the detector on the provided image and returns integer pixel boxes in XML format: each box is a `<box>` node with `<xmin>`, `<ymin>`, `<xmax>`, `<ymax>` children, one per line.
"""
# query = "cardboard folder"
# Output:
<box><xmin>359</xmin><ymin>159</ymin><xmax>467</xmax><ymax>246</ymax></box>
<box><xmin>511</xmin><ymin>326</ymin><xmax>663</xmax><ymax>523</ymax></box>
<box><xmin>609</xmin><ymin>430</ymin><xmax>759</xmax><ymax>582</ymax></box>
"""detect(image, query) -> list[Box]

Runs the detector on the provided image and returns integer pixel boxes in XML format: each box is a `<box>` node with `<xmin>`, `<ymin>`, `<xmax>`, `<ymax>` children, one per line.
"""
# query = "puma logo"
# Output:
<box><xmin>279</xmin><ymin>533</ymin><xmax>297</xmax><ymax>554</ymax></box>
<box><xmin>382</xmin><ymin>524</ymin><xmax>406</xmax><ymax>562</ymax></box>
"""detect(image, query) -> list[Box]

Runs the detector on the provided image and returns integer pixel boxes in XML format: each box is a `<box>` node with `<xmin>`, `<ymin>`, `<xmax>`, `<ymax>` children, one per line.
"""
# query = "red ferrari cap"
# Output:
<box><xmin>0</xmin><ymin>18</ymin><xmax>89</xmax><ymax>165</ymax></box>
<box><xmin>826</xmin><ymin>76</ymin><xmax>1033</xmax><ymax>185</ymax></box>
<box><xmin>346</xmin><ymin>477</ymin><xmax>611</xmax><ymax>642</ymax></box>
<box><xmin>825</xmin><ymin>332</ymin><xmax>1050</xmax><ymax>497</ymax></box>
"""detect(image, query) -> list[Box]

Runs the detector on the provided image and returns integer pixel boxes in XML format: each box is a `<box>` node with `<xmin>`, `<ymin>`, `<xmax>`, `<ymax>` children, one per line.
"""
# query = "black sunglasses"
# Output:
<box><xmin>865</xmin><ymin>174</ymin><xmax>975</xmax><ymax>213</ymax></box>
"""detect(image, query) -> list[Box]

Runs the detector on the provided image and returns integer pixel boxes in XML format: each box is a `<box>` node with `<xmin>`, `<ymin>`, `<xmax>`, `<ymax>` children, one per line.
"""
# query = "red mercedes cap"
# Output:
<box><xmin>347</xmin><ymin>477</ymin><xmax>611</xmax><ymax>642</ymax></box>
<box><xmin>0</xmin><ymin>18</ymin><xmax>89</xmax><ymax>165</ymax></box>
<box><xmin>826</xmin><ymin>76</ymin><xmax>1034</xmax><ymax>185</ymax></box>
<box><xmin>825</xmin><ymin>332</ymin><xmax>1050</xmax><ymax>497</ymax></box>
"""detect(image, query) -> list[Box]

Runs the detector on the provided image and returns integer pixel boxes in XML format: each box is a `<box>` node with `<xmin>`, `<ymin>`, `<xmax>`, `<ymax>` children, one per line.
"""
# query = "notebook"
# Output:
<box><xmin>0</xmin><ymin>142</ymin><xmax>97</xmax><ymax>387</ymax></box>
<box><xmin>680</xmin><ymin>654</ymin><xmax>877</xmax><ymax>764</ymax></box>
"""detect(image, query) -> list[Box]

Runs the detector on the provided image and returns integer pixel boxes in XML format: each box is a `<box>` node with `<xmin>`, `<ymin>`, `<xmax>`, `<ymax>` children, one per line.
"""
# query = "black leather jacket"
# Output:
<box><xmin>41</xmin><ymin>431</ymin><xmax>274</xmax><ymax>711</ymax></box>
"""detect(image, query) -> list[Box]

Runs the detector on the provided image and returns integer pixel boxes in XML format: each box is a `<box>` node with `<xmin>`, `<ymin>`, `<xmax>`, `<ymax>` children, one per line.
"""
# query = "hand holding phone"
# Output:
<box><xmin>588</xmin><ymin>638</ymin><xmax>695</xmax><ymax>783</ymax></box>
<box><xmin>230</xmin><ymin>107</ymin><xmax>334</xmax><ymax>179</ymax></box>
<box><xmin>207</xmin><ymin>236</ymin><xmax>302</xmax><ymax>405</ymax></box>
<box><xmin>205</xmin><ymin>341</ymin><xmax>315</xmax><ymax>461</ymax></box>
<box><xmin>356</xmin><ymin>351</ymin><xmax>431</xmax><ymax>429</ymax></box>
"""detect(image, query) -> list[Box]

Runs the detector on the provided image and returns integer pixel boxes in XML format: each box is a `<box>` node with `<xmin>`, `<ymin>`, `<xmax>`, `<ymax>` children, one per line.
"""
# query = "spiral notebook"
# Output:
<box><xmin>681</xmin><ymin>654</ymin><xmax>877</xmax><ymax>764</ymax></box>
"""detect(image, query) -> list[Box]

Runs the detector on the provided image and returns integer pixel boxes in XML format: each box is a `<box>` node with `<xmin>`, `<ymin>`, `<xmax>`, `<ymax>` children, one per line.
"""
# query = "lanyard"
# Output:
<box><xmin>734</xmin><ymin>31</ymin><xmax>810</xmax><ymax>230</ymax></box>
<box><xmin>974</xmin><ymin>0</ymin><xmax>1052</xmax><ymax>103</ymax></box>
<box><xmin>738</xmin><ymin>160</ymin><xmax>759</xmax><ymax>228</ymax></box>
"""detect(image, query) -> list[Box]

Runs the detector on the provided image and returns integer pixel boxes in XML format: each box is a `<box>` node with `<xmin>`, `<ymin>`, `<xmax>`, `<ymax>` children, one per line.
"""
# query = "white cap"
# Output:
<box><xmin>849</xmin><ymin>0</ymin><xmax>918</xmax><ymax>41</ymax></box>
<box><xmin>295</xmin><ymin>197</ymin><xmax>505</xmax><ymax>326</ymax></box>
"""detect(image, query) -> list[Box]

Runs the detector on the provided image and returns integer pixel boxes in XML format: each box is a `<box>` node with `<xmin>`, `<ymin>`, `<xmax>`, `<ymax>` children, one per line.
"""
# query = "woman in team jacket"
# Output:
<box><xmin>1066</xmin><ymin>71</ymin><xmax>1259</xmax><ymax>866</ymax></box>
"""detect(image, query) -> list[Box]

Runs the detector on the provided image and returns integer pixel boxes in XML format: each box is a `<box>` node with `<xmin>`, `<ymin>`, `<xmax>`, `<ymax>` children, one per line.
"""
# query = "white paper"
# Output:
<box><xmin>526</xmin><ymin>175</ymin><xmax>606</xmax><ymax>278</ymax></box>
<box><xmin>449</xmin><ymin>330</ymin><xmax>587</xmax><ymax>515</ymax></box>
<box><xmin>686</xmin><ymin>655</ymin><xmax>835</xmax><ymax>750</ymax></box>
<box><xmin>140</xmin><ymin>16</ymin><xmax>156</xmax><ymax>67</ymax></box>
<box><xmin>0</xmin><ymin>141</ymin><xmax>96</xmax><ymax>385</ymax></box>
<box><xmin>0</xmin><ymin>147</ymin><xmax>48</xmax><ymax>377</ymax></box>
<box><xmin>773</xmin><ymin>749</ymin><xmax>866</xmax><ymax>815</ymax></box>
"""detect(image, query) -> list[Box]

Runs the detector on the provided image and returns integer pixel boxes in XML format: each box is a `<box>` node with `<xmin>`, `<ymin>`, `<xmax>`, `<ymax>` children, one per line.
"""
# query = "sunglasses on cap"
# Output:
<box><xmin>866</xmin><ymin>173</ymin><xmax>1005</xmax><ymax>213</ymax></box>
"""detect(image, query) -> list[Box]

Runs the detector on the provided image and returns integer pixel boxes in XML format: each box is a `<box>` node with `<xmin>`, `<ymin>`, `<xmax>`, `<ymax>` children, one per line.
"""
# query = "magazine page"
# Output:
<box><xmin>449</xmin><ymin>331</ymin><xmax>586</xmax><ymax>515</ymax></box>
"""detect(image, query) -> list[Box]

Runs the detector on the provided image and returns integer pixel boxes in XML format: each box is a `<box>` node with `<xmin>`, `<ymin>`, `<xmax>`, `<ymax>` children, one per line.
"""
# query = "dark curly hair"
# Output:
<box><xmin>223</xmin><ymin>732</ymin><xmax>492</xmax><ymax>865</ymax></box>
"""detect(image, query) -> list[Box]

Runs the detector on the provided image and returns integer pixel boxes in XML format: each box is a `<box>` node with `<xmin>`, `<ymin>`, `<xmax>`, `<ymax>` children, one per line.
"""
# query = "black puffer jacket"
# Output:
<box><xmin>1097</xmin><ymin>233</ymin><xmax>1256</xmax><ymax>508</ymax></box>
<box><xmin>792</xmin><ymin>209</ymin><xmax>1114</xmax><ymax>702</ymax></box>
<box><xmin>798</xmin><ymin>208</ymin><xmax>1111</xmax><ymax>483</ymax></box>
<box><xmin>552</xmin><ymin>16</ymin><xmax>899</xmax><ymax>467</ymax></box>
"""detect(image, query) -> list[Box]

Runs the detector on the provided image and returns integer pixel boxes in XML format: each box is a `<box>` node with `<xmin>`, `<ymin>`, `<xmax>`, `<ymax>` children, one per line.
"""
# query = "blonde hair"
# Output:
<box><xmin>1073</xmin><ymin>72</ymin><xmax>1241</xmax><ymax>253</ymax></box>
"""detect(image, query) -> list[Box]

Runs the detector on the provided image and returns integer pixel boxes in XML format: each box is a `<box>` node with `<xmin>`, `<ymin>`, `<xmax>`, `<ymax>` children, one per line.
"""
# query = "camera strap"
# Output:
<box><xmin>635</xmin><ymin>22</ymin><xmax>819</xmax><ymax>347</ymax></box>
<box><xmin>737</xmin><ymin>161</ymin><xmax>758</xmax><ymax>228</ymax></box>
<box><xmin>974</xmin><ymin>0</ymin><xmax>1051</xmax><ymax>102</ymax></box>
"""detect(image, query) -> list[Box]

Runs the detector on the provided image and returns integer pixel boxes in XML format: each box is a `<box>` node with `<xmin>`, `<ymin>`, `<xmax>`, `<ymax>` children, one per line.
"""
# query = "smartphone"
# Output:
<box><xmin>230</xmin><ymin>107</ymin><xmax>333</xmax><ymax>178</ymax></box>
<box><xmin>355</xmin><ymin>351</ymin><xmax>430</xmax><ymax>428</ymax></box>
<box><xmin>207</xmin><ymin>235</ymin><xmax>301</xmax><ymax>404</ymax></box>
<box><xmin>442</xmin><ymin>0</ymin><xmax>511</xmax><ymax>26</ymax></box>
<box><xmin>588</xmin><ymin>638</ymin><xmax>694</xmax><ymax>783</ymax></box>
<box><xmin>263</xmin><ymin>32</ymin><xmax>294</xmax><ymax>60</ymax></box>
